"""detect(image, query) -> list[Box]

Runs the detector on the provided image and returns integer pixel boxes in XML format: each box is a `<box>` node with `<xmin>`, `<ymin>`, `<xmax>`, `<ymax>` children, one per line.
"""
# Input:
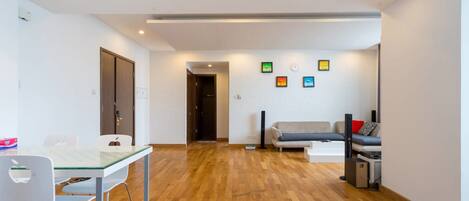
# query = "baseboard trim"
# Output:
<box><xmin>380</xmin><ymin>185</ymin><xmax>410</xmax><ymax>201</ymax></box>
<box><xmin>216</xmin><ymin>138</ymin><xmax>228</xmax><ymax>142</ymax></box>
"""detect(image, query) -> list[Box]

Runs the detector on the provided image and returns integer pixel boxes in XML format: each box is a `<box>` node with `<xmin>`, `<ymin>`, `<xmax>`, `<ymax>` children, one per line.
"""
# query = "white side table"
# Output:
<box><xmin>304</xmin><ymin>141</ymin><xmax>344</xmax><ymax>163</ymax></box>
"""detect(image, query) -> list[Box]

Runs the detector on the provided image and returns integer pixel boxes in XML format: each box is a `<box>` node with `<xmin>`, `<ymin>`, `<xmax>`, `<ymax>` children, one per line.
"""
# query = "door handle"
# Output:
<box><xmin>116</xmin><ymin>110</ymin><xmax>123</xmax><ymax>126</ymax></box>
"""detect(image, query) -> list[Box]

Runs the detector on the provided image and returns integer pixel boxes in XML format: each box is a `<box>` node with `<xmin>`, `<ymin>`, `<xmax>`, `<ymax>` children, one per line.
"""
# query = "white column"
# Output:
<box><xmin>0</xmin><ymin>0</ymin><xmax>19</xmax><ymax>139</ymax></box>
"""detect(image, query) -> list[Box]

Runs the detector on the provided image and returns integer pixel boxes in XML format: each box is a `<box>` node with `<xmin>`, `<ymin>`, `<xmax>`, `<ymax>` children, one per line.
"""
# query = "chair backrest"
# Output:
<box><xmin>44</xmin><ymin>134</ymin><xmax>79</xmax><ymax>147</ymax></box>
<box><xmin>98</xmin><ymin>134</ymin><xmax>133</xmax><ymax>180</ymax></box>
<box><xmin>0</xmin><ymin>155</ymin><xmax>55</xmax><ymax>201</ymax></box>
<box><xmin>98</xmin><ymin>134</ymin><xmax>132</xmax><ymax>147</ymax></box>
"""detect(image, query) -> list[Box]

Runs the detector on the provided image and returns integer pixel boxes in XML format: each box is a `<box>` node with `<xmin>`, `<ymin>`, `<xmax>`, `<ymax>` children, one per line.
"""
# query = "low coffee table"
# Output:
<box><xmin>304</xmin><ymin>141</ymin><xmax>344</xmax><ymax>163</ymax></box>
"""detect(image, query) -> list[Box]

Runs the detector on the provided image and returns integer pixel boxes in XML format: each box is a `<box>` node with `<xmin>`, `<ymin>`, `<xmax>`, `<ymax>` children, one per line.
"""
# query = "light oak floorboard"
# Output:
<box><xmin>70</xmin><ymin>142</ymin><xmax>402</xmax><ymax>201</ymax></box>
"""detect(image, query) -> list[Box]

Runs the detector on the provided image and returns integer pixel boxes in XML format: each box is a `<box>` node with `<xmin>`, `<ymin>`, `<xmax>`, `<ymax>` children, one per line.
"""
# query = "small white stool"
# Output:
<box><xmin>304</xmin><ymin>141</ymin><xmax>345</xmax><ymax>163</ymax></box>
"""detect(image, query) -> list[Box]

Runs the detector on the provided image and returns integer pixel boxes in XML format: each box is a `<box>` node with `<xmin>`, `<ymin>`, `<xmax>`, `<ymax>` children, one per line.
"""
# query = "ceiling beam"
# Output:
<box><xmin>147</xmin><ymin>12</ymin><xmax>381</xmax><ymax>24</ymax></box>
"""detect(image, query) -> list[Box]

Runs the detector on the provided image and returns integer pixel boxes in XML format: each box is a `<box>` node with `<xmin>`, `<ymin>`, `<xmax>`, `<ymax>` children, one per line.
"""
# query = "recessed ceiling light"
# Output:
<box><xmin>208</xmin><ymin>64</ymin><xmax>213</xmax><ymax>67</ymax></box>
<box><xmin>138</xmin><ymin>30</ymin><xmax>145</xmax><ymax>35</ymax></box>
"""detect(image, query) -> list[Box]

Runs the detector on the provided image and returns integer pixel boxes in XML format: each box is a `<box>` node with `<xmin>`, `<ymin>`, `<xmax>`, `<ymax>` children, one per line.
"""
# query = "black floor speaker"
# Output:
<box><xmin>260</xmin><ymin>111</ymin><xmax>266</xmax><ymax>149</ymax></box>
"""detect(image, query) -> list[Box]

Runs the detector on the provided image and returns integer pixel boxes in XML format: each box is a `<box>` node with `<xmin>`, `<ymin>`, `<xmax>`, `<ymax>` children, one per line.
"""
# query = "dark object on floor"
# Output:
<box><xmin>340</xmin><ymin>114</ymin><xmax>353</xmax><ymax>181</ymax></box>
<box><xmin>260</xmin><ymin>110</ymin><xmax>266</xmax><ymax>149</ymax></box>
<box><xmin>346</xmin><ymin>158</ymin><xmax>369</xmax><ymax>188</ymax></box>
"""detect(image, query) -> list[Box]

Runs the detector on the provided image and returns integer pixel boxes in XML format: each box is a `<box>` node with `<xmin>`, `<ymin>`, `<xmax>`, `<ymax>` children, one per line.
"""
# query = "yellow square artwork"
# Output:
<box><xmin>318</xmin><ymin>60</ymin><xmax>330</xmax><ymax>71</ymax></box>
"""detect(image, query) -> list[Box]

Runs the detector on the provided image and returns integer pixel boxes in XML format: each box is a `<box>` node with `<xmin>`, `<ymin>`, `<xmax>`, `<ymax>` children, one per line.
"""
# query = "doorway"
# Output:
<box><xmin>187</xmin><ymin>62</ymin><xmax>229</xmax><ymax>144</ymax></box>
<box><xmin>196</xmin><ymin>75</ymin><xmax>217</xmax><ymax>141</ymax></box>
<box><xmin>100</xmin><ymin>48</ymin><xmax>135</xmax><ymax>144</ymax></box>
<box><xmin>187</xmin><ymin>73</ymin><xmax>217</xmax><ymax>141</ymax></box>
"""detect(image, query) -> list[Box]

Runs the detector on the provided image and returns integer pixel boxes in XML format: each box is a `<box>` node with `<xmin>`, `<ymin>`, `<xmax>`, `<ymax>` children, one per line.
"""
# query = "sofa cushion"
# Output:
<box><xmin>370</xmin><ymin>124</ymin><xmax>381</xmax><ymax>137</ymax></box>
<box><xmin>278</xmin><ymin>133</ymin><xmax>344</xmax><ymax>142</ymax></box>
<box><xmin>352</xmin><ymin>120</ymin><xmax>364</xmax><ymax>133</ymax></box>
<box><xmin>352</xmin><ymin>135</ymin><xmax>381</xmax><ymax>146</ymax></box>
<box><xmin>335</xmin><ymin>121</ymin><xmax>345</xmax><ymax>133</ymax></box>
<box><xmin>275</xmin><ymin>122</ymin><xmax>332</xmax><ymax>133</ymax></box>
<box><xmin>358</xmin><ymin>122</ymin><xmax>378</xmax><ymax>136</ymax></box>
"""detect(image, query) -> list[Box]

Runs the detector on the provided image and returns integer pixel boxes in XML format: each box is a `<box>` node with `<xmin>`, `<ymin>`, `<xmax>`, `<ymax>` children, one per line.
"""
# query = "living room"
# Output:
<box><xmin>1</xmin><ymin>0</ymin><xmax>468</xmax><ymax>201</ymax></box>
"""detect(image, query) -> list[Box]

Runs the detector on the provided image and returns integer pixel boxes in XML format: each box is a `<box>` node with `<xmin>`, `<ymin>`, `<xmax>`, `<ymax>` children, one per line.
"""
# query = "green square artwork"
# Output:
<box><xmin>261</xmin><ymin>62</ymin><xmax>273</xmax><ymax>73</ymax></box>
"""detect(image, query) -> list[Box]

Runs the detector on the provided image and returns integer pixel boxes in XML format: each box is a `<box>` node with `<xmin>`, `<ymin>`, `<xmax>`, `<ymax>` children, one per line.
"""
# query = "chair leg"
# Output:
<box><xmin>123</xmin><ymin>183</ymin><xmax>133</xmax><ymax>201</ymax></box>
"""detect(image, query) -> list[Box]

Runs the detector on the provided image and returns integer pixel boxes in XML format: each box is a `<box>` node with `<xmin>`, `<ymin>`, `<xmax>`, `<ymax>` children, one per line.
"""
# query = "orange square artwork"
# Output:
<box><xmin>276</xmin><ymin>76</ymin><xmax>288</xmax><ymax>87</ymax></box>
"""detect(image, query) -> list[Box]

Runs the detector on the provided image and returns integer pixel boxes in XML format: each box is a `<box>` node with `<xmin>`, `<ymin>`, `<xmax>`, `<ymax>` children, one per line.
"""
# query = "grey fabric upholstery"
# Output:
<box><xmin>352</xmin><ymin>134</ymin><xmax>381</xmax><ymax>146</ymax></box>
<box><xmin>335</xmin><ymin>121</ymin><xmax>345</xmax><ymax>134</ymax></box>
<box><xmin>278</xmin><ymin>133</ymin><xmax>344</xmax><ymax>142</ymax></box>
<box><xmin>275</xmin><ymin>122</ymin><xmax>332</xmax><ymax>133</ymax></box>
<box><xmin>272</xmin><ymin>121</ymin><xmax>334</xmax><ymax>149</ymax></box>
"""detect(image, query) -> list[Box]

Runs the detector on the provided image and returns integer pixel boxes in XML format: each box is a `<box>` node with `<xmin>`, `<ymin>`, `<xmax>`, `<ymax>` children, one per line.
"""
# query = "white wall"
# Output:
<box><xmin>191</xmin><ymin>64</ymin><xmax>230</xmax><ymax>139</ymax></box>
<box><xmin>462</xmin><ymin>0</ymin><xmax>469</xmax><ymax>200</ymax></box>
<box><xmin>0</xmin><ymin>0</ymin><xmax>19</xmax><ymax>139</ymax></box>
<box><xmin>18</xmin><ymin>0</ymin><xmax>150</xmax><ymax>146</ymax></box>
<box><xmin>381</xmin><ymin>0</ymin><xmax>461</xmax><ymax>200</ymax></box>
<box><xmin>150</xmin><ymin>50</ymin><xmax>377</xmax><ymax>144</ymax></box>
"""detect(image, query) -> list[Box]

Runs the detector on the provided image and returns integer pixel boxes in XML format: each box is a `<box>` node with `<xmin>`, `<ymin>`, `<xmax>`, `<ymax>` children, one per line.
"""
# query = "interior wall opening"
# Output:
<box><xmin>186</xmin><ymin>62</ymin><xmax>230</xmax><ymax>144</ymax></box>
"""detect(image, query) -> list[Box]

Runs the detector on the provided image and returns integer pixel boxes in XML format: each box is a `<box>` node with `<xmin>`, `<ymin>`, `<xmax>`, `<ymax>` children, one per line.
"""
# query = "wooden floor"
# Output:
<box><xmin>95</xmin><ymin>142</ymin><xmax>401</xmax><ymax>201</ymax></box>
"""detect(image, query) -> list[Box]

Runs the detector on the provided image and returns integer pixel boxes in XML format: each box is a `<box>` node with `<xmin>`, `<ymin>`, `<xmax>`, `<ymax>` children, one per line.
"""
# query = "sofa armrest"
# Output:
<box><xmin>271</xmin><ymin>127</ymin><xmax>283</xmax><ymax>139</ymax></box>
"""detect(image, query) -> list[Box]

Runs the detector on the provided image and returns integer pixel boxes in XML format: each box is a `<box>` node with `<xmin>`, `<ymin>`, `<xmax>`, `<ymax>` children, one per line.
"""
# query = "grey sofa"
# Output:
<box><xmin>272</xmin><ymin>121</ymin><xmax>344</xmax><ymax>152</ymax></box>
<box><xmin>272</xmin><ymin>121</ymin><xmax>382</xmax><ymax>152</ymax></box>
<box><xmin>335</xmin><ymin>121</ymin><xmax>382</xmax><ymax>152</ymax></box>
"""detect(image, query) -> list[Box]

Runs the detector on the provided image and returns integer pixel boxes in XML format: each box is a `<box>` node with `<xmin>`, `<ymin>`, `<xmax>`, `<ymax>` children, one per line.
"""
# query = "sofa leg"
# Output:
<box><xmin>279</xmin><ymin>147</ymin><xmax>283</xmax><ymax>152</ymax></box>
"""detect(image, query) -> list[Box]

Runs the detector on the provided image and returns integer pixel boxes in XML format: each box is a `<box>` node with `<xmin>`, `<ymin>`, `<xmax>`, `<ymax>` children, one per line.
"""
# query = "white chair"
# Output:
<box><xmin>62</xmin><ymin>134</ymin><xmax>133</xmax><ymax>201</ymax></box>
<box><xmin>0</xmin><ymin>155</ymin><xmax>94</xmax><ymax>201</ymax></box>
<box><xmin>44</xmin><ymin>134</ymin><xmax>80</xmax><ymax>185</ymax></box>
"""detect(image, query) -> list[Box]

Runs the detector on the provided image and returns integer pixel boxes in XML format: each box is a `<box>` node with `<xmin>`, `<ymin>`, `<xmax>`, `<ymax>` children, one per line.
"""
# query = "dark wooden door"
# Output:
<box><xmin>187</xmin><ymin>70</ymin><xmax>197</xmax><ymax>143</ymax></box>
<box><xmin>115</xmin><ymin>57</ymin><xmax>135</xmax><ymax>141</ymax></box>
<box><xmin>196</xmin><ymin>75</ymin><xmax>216</xmax><ymax>141</ymax></box>
<box><xmin>100</xmin><ymin>48</ymin><xmax>135</xmax><ymax>144</ymax></box>
<box><xmin>100</xmin><ymin>51</ymin><xmax>116</xmax><ymax>134</ymax></box>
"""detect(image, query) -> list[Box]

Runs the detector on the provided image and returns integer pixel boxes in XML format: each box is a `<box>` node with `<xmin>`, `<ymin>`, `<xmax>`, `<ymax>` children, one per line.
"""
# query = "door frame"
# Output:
<box><xmin>100</xmin><ymin>47</ymin><xmax>136</xmax><ymax>144</ymax></box>
<box><xmin>194</xmin><ymin>74</ymin><xmax>217</xmax><ymax>141</ymax></box>
<box><xmin>186</xmin><ymin>70</ymin><xmax>196</xmax><ymax>144</ymax></box>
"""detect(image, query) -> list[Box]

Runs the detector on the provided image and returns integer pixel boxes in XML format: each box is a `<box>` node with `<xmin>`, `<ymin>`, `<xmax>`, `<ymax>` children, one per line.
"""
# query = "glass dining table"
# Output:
<box><xmin>1</xmin><ymin>145</ymin><xmax>153</xmax><ymax>201</ymax></box>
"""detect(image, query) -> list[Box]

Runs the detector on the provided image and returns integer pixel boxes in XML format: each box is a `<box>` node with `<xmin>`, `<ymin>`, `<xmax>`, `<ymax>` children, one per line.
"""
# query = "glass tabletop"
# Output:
<box><xmin>0</xmin><ymin>146</ymin><xmax>151</xmax><ymax>170</ymax></box>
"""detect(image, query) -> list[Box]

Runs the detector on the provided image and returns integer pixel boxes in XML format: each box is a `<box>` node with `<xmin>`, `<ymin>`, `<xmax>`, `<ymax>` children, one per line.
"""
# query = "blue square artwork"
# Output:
<box><xmin>303</xmin><ymin>76</ymin><xmax>315</xmax><ymax>88</ymax></box>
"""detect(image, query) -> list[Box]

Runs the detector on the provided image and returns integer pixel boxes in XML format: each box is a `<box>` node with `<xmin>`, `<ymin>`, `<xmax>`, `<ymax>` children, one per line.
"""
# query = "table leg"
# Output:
<box><xmin>96</xmin><ymin>177</ymin><xmax>104</xmax><ymax>201</ymax></box>
<box><xmin>144</xmin><ymin>154</ymin><xmax>150</xmax><ymax>201</ymax></box>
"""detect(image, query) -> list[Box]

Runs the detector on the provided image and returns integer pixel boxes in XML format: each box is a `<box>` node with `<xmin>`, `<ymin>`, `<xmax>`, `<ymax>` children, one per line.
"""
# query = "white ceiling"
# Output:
<box><xmin>32</xmin><ymin>0</ymin><xmax>391</xmax><ymax>51</ymax></box>
<box><xmin>31</xmin><ymin>0</ymin><xmax>393</xmax><ymax>14</ymax></box>
<box><xmin>98</xmin><ymin>15</ymin><xmax>381</xmax><ymax>51</ymax></box>
<box><xmin>188</xmin><ymin>62</ymin><xmax>229</xmax><ymax>69</ymax></box>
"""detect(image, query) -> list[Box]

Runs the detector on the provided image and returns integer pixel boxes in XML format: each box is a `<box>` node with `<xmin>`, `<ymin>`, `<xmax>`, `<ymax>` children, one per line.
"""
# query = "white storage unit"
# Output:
<box><xmin>358</xmin><ymin>154</ymin><xmax>382</xmax><ymax>184</ymax></box>
<box><xmin>304</xmin><ymin>141</ymin><xmax>344</xmax><ymax>163</ymax></box>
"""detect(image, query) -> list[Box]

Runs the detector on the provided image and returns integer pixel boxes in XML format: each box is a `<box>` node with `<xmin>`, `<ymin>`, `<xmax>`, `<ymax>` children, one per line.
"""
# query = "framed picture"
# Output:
<box><xmin>276</xmin><ymin>76</ymin><xmax>288</xmax><ymax>87</ymax></box>
<box><xmin>261</xmin><ymin>62</ymin><xmax>273</xmax><ymax>73</ymax></box>
<box><xmin>318</xmin><ymin>60</ymin><xmax>330</xmax><ymax>71</ymax></box>
<box><xmin>303</xmin><ymin>76</ymin><xmax>315</xmax><ymax>88</ymax></box>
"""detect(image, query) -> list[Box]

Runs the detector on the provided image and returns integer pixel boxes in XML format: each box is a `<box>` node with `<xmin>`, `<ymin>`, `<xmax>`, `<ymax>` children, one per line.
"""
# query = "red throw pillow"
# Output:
<box><xmin>352</xmin><ymin>120</ymin><xmax>365</xmax><ymax>133</ymax></box>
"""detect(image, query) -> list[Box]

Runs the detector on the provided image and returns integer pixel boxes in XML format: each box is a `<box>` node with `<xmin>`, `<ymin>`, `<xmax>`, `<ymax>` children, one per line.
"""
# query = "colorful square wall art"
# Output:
<box><xmin>318</xmin><ymin>60</ymin><xmax>330</xmax><ymax>71</ymax></box>
<box><xmin>276</xmin><ymin>76</ymin><xmax>288</xmax><ymax>87</ymax></box>
<box><xmin>303</xmin><ymin>76</ymin><xmax>315</xmax><ymax>88</ymax></box>
<box><xmin>261</xmin><ymin>62</ymin><xmax>273</xmax><ymax>73</ymax></box>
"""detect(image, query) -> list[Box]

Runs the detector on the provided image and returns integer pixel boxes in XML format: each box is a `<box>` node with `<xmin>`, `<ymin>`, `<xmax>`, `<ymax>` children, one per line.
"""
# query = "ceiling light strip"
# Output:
<box><xmin>146</xmin><ymin>12</ymin><xmax>381</xmax><ymax>24</ymax></box>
